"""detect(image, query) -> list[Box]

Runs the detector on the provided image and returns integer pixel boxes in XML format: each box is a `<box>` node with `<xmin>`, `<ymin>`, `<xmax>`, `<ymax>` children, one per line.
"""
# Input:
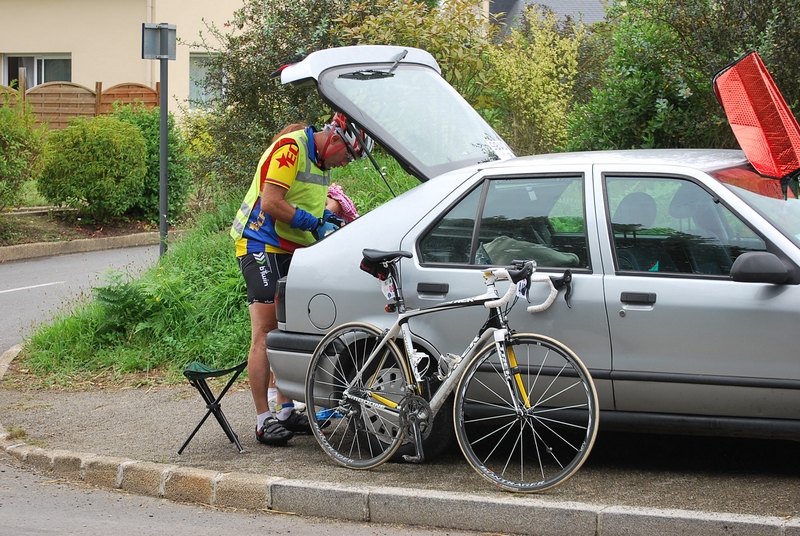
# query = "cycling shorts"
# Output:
<box><xmin>237</xmin><ymin>252</ymin><xmax>292</xmax><ymax>305</ymax></box>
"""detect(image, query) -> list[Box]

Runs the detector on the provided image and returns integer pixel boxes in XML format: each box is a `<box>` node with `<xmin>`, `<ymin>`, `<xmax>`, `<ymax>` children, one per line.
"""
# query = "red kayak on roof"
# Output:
<box><xmin>713</xmin><ymin>51</ymin><xmax>800</xmax><ymax>182</ymax></box>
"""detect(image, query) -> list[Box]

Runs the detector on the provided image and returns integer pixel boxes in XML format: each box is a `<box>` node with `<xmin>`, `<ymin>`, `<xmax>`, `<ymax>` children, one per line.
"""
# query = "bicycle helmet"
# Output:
<box><xmin>330</xmin><ymin>112</ymin><xmax>374</xmax><ymax>159</ymax></box>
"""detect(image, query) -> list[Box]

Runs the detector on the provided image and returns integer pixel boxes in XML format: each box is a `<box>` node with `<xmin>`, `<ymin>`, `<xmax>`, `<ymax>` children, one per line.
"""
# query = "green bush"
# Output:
<box><xmin>337</xmin><ymin>0</ymin><xmax>500</xmax><ymax>113</ymax></box>
<box><xmin>489</xmin><ymin>6</ymin><xmax>583</xmax><ymax>155</ymax></box>
<box><xmin>565</xmin><ymin>12</ymin><xmax>717</xmax><ymax>151</ymax></box>
<box><xmin>38</xmin><ymin>115</ymin><xmax>146</xmax><ymax>223</ymax></box>
<box><xmin>0</xmin><ymin>97</ymin><xmax>46</xmax><ymax>212</ymax></box>
<box><xmin>180</xmin><ymin>111</ymin><xmax>224</xmax><ymax>212</ymax></box>
<box><xmin>565</xmin><ymin>0</ymin><xmax>800</xmax><ymax>151</ymax></box>
<box><xmin>112</xmin><ymin>104</ymin><xmax>193</xmax><ymax>224</ymax></box>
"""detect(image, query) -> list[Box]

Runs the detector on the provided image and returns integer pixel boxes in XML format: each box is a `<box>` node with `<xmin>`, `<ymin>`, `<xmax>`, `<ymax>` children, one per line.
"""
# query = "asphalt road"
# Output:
<box><xmin>0</xmin><ymin>451</ymin><xmax>481</xmax><ymax>536</ymax></box>
<box><xmin>0</xmin><ymin>245</ymin><xmax>158</xmax><ymax>350</ymax></box>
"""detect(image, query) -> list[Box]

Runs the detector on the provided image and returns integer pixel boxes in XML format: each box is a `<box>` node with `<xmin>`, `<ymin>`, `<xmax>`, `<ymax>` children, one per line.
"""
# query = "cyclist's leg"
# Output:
<box><xmin>453</xmin><ymin>333</ymin><xmax>599</xmax><ymax>492</ymax></box>
<box><xmin>306</xmin><ymin>322</ymin><xmax>412</xmax><ymax>470</ymax></box>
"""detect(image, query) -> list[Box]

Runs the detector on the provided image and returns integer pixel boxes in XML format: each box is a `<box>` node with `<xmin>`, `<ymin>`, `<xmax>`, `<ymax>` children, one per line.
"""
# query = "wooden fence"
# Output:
<box><xmin>1</xmin><ymin>68</ymin><xmax>159</xmax><ymax>130</ymax></box>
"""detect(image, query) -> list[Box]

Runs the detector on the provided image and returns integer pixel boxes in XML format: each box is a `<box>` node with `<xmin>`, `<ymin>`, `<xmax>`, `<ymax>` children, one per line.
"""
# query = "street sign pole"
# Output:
<box><xmin>142</xmin><ymin>23</ymin><xmax>176</xmax><ymax>256</ymax></box>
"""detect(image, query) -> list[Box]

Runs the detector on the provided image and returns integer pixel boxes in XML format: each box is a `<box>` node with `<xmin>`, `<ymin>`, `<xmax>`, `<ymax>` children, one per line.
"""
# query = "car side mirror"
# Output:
<box><xmin>729</xmin><ymin>252</ymin><xmax>789</xmax><ymax>284</ymax></box>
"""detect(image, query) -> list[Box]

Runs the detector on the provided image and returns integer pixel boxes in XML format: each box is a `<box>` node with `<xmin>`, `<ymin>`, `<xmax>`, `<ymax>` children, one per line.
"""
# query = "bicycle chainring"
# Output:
<box><xmin>398</xmin><ymin>395</ymin><xmax>433</xmax><ymax>440</ymax></box>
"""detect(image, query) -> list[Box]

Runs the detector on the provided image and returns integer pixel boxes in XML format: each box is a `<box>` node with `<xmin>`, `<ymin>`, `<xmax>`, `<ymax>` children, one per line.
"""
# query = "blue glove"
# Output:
<box><xmin>323</xmin><ymin>209</ymin><xmax>345</xmax><ymax>228</ymax></box>
<box><xmin>312</xmin><ymin>210</ymin><xmax>346</xmax><ymax>240</ymax></box>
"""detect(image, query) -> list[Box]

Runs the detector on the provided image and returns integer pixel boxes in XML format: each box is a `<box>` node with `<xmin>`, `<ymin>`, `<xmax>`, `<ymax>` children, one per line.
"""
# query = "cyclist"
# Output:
<box><xmin>231</xmin><ymin>113</ymin><xmax>369</xmax><ymax>446</ymax></box>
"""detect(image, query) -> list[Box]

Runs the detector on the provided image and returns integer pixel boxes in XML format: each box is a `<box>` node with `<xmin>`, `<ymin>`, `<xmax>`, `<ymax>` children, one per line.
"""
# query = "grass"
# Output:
<box><xmin>330</xmin><ymin>153</ymin><xmax>419</xmax><ymax>212</ymax></box>
<box><xmin>6</xmin><ymin>426</ymin><xmax>27</xmax><ymax>440</ymax></box>
<box><xmin>18</xmin><ymin>180</ymin><xmax>48</xmax><ymax>207</ymax></box>
<box><xmin>6</xmin><ymin>154</ymin><xmax>418</xmax><ymax>390</ymax></box>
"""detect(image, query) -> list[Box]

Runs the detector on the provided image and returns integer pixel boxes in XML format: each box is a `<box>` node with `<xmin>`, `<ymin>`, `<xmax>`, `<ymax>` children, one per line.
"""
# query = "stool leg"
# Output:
<box><xmin>179</xmin><ymin>371</ymin><xmax>246</xmax><ymax>454</ymax></box>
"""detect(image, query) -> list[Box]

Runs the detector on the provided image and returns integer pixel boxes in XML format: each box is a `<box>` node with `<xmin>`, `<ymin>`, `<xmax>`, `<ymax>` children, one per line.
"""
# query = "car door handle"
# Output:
<box><xmin>417</xmin><ymin>282</ymin><xmax>449</xmax><ymax>295</ymax></box>
<box><xmin>620</xmin><ymin>292</ymin><xmax>656</xmax><ymax>305</ymax></box>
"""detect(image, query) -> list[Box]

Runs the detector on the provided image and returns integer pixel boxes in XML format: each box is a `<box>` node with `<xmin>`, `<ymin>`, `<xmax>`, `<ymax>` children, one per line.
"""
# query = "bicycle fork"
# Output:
<box><xmin>493</xmin><ymin>329</ymin><xmax>533</xmax><ymax>412</ymax></box>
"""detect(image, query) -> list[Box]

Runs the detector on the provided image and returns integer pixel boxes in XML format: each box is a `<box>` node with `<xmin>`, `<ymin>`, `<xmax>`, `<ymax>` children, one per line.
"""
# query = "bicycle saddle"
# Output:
<box><xmin>362</xmin><ymin>249</ymin><xmax>413</xmax><ymax>264</ymax></box>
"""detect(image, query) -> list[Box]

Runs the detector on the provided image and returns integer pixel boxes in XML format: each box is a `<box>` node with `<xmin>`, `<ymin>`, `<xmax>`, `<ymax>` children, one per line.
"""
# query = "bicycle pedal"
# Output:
<box><xmin>316</xmin><ymin>408</ymin><xmax>342</xmax><ymax>420</ymax></box>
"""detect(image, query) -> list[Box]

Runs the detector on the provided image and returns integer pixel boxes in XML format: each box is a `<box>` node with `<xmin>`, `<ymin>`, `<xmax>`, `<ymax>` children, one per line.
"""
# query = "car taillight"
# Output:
<box><xmin>276</xmin><ymin>277</ymin><xmax>287</xmax><ymax>323</ymax></box>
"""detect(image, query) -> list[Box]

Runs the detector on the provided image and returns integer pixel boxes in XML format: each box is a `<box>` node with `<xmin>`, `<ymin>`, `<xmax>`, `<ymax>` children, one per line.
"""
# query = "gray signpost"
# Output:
<box><xmin>142</xmin><ymin>23</ymin><xmax>176</xmax><ymax>256</ymax></box>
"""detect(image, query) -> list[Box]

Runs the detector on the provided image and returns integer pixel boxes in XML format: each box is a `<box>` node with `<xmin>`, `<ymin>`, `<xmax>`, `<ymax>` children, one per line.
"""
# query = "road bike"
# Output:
<box><xmin>304</xmin><ymin>248</ymin><xmax>598</xmax><ymax>492</ymax></box>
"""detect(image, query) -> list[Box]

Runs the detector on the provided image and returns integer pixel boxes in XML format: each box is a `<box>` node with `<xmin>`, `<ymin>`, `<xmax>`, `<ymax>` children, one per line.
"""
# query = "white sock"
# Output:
<box><xmin>257</xmin><ymin>411</ymin><xmax>272</xmax><ymax>430</ymax></box>
<box><xmin>276</xmin><ymin>401</ymin><xmax>295</xmax><ymax>421</ymax></box>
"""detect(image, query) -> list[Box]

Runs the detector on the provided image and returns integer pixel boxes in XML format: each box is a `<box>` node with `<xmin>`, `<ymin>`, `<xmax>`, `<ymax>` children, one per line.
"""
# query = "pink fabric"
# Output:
<box><xmin>328</xmin><ymin>184</ymin><xmax>359</xmax><ymax>223</ymax></box>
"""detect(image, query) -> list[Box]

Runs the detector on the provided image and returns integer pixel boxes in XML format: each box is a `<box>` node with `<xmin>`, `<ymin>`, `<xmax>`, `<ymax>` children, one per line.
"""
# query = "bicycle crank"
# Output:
<box><xmin>398</xmin><ymin>395</ymin><xmax>432</xmax><ymax>463</ymax></box>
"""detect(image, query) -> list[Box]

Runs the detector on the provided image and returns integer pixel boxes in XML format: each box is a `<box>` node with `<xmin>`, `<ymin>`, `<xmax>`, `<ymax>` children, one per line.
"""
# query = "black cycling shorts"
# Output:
<box><xmin>238</xmin><ymin>252</ymin><xmax>292</xmax><ymax>305</ymax></box>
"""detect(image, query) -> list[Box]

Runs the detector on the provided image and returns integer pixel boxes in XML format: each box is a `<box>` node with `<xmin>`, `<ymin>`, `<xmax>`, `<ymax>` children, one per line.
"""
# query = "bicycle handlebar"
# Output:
<box><xmin>484</xmin><ymin>270</ymin><xmax>518</xmax><ymax>309</ymax></box>
<box><xmin>526</xmin><ymin>274</ymin><xmax>559</xmax><ymax>314</ymax></box>
<box><xmin>484</xmin><ymin>267</ymin><xmax>560</xmax><ymax>313</ymax></box>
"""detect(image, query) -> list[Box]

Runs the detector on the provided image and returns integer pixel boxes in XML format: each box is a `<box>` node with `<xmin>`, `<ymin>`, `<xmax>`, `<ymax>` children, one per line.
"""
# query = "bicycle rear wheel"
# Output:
<box><xmin>305</xmin><ymin>322</ymin><xmax>412</xmax><ymax>469</ymax></box>
<box><xmin>454</xmin><ymin>333</ymin><xmax>599</xmax><ymax>492</ymax></box>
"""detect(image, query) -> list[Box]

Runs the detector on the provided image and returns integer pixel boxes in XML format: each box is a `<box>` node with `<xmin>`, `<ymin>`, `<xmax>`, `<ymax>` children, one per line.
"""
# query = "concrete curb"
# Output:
<box><xmin>0</xmin><ymin>233</ymin><xmax>163</xmax><ymax>262</ymax></box>
<box><xmin>0</xmin><ymin>344</ymin><xmax>21</xmax><ymax>380</ymax></box>
<box><xmin>1</xmin><ymin>435</ymin><xmax>797</xmax><ymax>535</ymax></box>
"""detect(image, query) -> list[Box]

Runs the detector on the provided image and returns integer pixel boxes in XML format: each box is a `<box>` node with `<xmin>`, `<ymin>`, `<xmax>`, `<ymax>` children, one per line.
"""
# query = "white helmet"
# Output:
<box><xmin>330</xmin><ymin>112</ymin><xmax>374</xmax><ymax>159</ymax></box>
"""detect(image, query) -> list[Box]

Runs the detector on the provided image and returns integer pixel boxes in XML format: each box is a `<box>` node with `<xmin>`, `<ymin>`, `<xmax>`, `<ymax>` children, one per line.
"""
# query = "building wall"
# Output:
<box><xmin>0</xmin><ymin>0</ymin><xmax>240</xmax><ymax>110</ymax></box>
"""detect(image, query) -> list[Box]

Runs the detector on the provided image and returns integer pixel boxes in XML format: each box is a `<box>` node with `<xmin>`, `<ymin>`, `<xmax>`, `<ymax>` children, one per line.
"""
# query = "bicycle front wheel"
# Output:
<box><xmin>454</xmin><ymin>333</ymin><xmax>599</xmax><ymax>492</ymax></box>
<box><xmin>305</xmin><ymin>322</ymin><xmax>412</xmax><ymax>470</ymax></box>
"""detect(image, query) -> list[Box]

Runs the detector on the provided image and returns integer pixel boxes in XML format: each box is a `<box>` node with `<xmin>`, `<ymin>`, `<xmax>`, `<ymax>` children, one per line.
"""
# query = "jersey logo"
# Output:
<box><xmin>276</xmin><ymin>145</ymin><xmax>299</xmax><ymax>168</ymax></box>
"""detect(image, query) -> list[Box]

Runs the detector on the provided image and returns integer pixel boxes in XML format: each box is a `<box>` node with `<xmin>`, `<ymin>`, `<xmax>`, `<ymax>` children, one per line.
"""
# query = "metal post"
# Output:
<box><xmin>158</xmin><ymin>24</ymin><xmax>169</xmax><ymax>256</ymax></box>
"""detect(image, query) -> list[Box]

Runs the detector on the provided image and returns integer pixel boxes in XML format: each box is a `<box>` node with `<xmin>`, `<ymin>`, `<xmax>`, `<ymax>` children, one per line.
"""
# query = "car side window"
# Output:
<box><xmin>606</xmin><ymin>177</ymin><xmax>767</xmax><ymax>275</ymax></box>
<box><xmin>419</xmin><ymin>176</ymin><xmax>589</xmax><ymax>268</ymax></box>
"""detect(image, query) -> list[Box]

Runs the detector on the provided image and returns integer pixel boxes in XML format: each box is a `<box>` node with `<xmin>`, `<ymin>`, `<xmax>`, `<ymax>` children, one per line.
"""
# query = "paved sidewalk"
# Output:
<box><xmin>2</xmin><ymin>345</ymin><xmax>798</xmax><ymax>536</ymax></box>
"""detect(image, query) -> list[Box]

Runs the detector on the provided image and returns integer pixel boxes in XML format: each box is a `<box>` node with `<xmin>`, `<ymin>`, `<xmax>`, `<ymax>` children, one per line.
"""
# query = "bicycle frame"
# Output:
<box><xmin>347</xmin><ymin>269</ymin><xmax>522</xmax><ymax>423</ymax></box>
<box><xmin>308</xmin><ymin>252</ymin><xmax>595</xmax><ymax>490</ymax></box>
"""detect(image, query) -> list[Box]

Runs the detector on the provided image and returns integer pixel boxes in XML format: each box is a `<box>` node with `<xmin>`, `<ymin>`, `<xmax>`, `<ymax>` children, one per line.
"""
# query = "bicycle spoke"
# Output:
<box><xmin>455</xmin><ymin>334</ymin><xmax>598</xmax><ymax>493</ymax></box>
<box><xmin>306</xmin><ymin>323</ymin><xmax>409</xmax><ymax>470</ymax></box>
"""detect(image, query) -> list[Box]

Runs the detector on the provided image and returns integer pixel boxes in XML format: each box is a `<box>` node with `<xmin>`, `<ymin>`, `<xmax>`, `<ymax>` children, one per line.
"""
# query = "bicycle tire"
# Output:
<box><xmin>453</xmin><ymin>333</ymin><xmax>599</xmax><ymax>492</ymax></box>
<box><xmin>305</xmin><ymin>322</ymin><xmax>412</xmax><ymax>470</ymax></box>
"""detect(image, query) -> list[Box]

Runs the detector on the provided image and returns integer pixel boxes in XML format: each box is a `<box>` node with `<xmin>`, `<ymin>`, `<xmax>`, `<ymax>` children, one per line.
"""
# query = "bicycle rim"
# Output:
<box><xmin>454</xmin><ymin>333</ymin><xmax>599</xmax><ymax>492</ymax></box>
<box><xmin>305</xmin><ymin>322</ymin><xmax>411</xmax><ymax>469</ymax></box>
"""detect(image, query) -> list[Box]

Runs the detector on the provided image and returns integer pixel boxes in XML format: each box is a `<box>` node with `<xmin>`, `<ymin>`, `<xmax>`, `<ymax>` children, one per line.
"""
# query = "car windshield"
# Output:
<box><xmin>713</xmin><ymin>165</ymin><xmax>800</xmax><ymax>244</ymax></box>
<box><xmin>318</xmin><ymin>63</ymin><xmax>514</xmax><ymax>181</ymax></box>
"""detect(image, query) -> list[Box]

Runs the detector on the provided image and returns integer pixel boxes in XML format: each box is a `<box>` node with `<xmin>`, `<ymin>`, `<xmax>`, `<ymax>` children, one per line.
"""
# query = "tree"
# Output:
<box><xmin>489</xmin><ymin>6</ymin><xmax>584</xmax><ymax>155</ymax></box>
<box><xmin>337</xmin><ymin>0</ymin><xmax>500</xmax><ymax>113</ymax></box>
<box><xmin>189</xmin><ymin>0</ymin><xmax>349</xmax><ymax>187</ymax></box>
<box><xmin>566</xmin><ymin>0</ymin><xmax>800</xmax><ymax>151</ymax></box>
<box><xmin>189</xmin><ymin>0</ymin><xmax>505</xmax><ymax>189</ymax></box>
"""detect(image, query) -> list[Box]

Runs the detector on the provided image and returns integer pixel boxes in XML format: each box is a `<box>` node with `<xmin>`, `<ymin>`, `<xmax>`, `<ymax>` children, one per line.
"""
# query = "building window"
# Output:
<box><xmin>3</xmin><ymin>55</ymin><xmax>71</xmax><ymax>88</ymax></box>
<box><xmin>189</xmin><ymin>53</ymin><xmax>212</xmax><ymax>109</ymax></box>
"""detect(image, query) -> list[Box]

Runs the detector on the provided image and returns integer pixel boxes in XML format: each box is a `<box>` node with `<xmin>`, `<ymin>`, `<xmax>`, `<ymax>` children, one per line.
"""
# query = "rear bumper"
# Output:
<box><xmin>266</xmin><ymin>330</ymin><xmax>323</xmax><ymax>401</ymax></box>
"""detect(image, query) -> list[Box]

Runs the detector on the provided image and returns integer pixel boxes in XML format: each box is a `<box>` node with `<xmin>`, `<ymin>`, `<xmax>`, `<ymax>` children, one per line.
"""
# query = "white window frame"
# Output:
<box><xmin>2</xmin><ymin>53</ymin><xmax>71</xmax><ymax>88</ymax></box>
<box><xmin>189</xmin><ymin>52</ymin><xmax>213</xmax><ymax>109</ymax></box>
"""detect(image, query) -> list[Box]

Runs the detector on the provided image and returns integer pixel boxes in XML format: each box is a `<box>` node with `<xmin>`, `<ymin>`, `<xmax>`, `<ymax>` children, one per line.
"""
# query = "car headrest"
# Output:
<box><xmin>613</xmin><ymin>192</ymin><xmax>657</xmax><ymax>229</ymax></box>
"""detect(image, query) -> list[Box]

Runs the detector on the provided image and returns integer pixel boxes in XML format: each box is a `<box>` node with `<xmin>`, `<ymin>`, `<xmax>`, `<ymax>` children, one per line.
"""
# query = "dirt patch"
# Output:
<box><xmin>0</xmin><ymin>210</ymin><xmax>157</xmax><ymax>248</ymax></box>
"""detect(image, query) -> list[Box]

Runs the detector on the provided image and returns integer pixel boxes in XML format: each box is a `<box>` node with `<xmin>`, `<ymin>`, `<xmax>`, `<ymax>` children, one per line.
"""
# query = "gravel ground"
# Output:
<box><xmin>1</xmin><ymin>384</ymin><xmax>798</xmax><ymax>520</ymax></box>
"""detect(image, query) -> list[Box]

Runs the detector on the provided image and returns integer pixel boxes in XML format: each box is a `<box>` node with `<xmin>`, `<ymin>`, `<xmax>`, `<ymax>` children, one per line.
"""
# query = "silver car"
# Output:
<box><xmin>267</xmin><ymin>45</ymin><xmax>800</xmax><ymax>453</ymax></box>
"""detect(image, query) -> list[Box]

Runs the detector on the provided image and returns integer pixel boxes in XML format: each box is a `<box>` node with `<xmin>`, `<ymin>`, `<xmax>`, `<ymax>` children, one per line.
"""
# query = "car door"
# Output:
<box><xmin>596</xmin><ymin>167</ymin><xmax>800</xmax><ymax>419</ymax></box>
<box><xmin>399</xmin><ymin>165</ymin><xmax>614</xmax><ymax>409</ymax></box>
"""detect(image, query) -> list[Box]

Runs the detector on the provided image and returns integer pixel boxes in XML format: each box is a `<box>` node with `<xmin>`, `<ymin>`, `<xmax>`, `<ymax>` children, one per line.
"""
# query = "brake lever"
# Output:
<box><xmin>549</xmin><ymin>270</ymin><xmax>572</xmax><ymax>308</ymax></box>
